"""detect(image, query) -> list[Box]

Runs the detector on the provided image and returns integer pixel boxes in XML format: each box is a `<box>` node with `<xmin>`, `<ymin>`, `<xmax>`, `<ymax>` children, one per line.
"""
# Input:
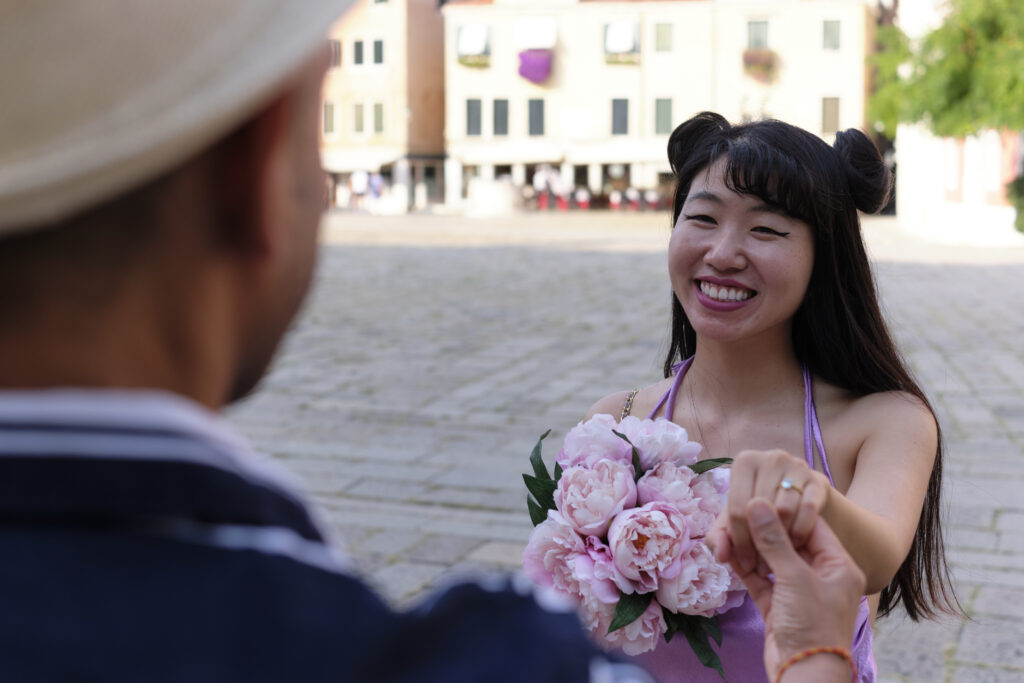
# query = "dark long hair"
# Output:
<box><xmin>663</xmin><ymin>112</ymin><xmax>959</xmax><ymax>620</ymax></box>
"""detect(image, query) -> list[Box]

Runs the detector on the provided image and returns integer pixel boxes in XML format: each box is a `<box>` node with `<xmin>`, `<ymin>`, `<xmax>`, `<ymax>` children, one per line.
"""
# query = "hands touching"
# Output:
<box><xmin>707</xmin><ymin>449</ymin><xmax>831</xmax><ymax>574</ymax></box>
<box><xmin>730</xmin><ymin>498</ymin><xmax>864</xmax><ymax>682</ymax></box>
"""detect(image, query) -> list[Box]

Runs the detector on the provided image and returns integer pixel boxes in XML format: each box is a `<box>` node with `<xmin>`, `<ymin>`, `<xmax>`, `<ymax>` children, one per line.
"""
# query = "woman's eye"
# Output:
<box><xmin>683</xmin><ymin>214</ymin><xmax>715</xmax><ymax>225</ymax></box>
<box><xmin>753</xmin><ymin>226</ymin><xmax>790</xmax><ymax>237</ymax></box>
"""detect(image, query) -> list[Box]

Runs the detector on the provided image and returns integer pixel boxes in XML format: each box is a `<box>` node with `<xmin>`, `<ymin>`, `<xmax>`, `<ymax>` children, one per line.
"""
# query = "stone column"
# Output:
<box><xmin>393</xmin><ymin>158</ymin><xmax>412</xmax><ymax>213</ymax></box>
<box><xmin>444</xmin><ymin>158</ymin><xmax>463</xmax><ymax>206</ymax></box>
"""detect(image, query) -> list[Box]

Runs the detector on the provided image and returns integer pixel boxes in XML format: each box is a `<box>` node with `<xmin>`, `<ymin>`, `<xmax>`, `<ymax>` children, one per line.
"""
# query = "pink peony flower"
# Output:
<box><xmin>555</xmin><ymin>460</ymin><xmax>637</xmax><ymax>537</ymax></box>
<box><xmin>607</xmin><ymin>502</ymin><xmax>692</xmax><ymax>593</ymax></box>
<box><xmin>719</xmin><ymin>564</ymin><xmax>747</xmax><ymax>614</ymax></box>
<box><xmin>556</xmin><ymin>414</ymin><xmax>633</xmax><ymax>469</ymax></box>
<box><xmin>655</xmin><ymin>542</ymin><xmax>735</xmax><ymax>617</ymax></box>
<box><xmin>615</xmin><ymin>416</ymin><xmax>703</xmax><ymax>470</ymax></box>
<box><xmin>574</xmin><ymin>536</ymin><xmax>633</xmax><ymax>603</ymax></box>
<box><xmin>637</xmin><ymin>461</ymin><xmax>731</xmax><ymax>538</ymax></box>
<box><xmin>690</xmin><ymin>467</ymin><xmax>730</xmax><ymax>536</ymax></box>
<box><xmin>605</xmin><ymin>600</ymin><xmax>668</xmax><ymax>655</ymax></box>
<box><xmin>575</xmin><ymin>579</ymin><xmax>618</xmax><ymax>647</ymax></box>
<box><xmin>522</xmin><ymin>511</ymin><xmax>585</xmax><ymax>596</ymax></box>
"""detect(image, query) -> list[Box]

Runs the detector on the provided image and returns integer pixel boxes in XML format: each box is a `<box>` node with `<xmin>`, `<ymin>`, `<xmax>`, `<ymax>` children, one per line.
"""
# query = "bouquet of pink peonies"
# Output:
<box><xmin>521</xmin><ymin>414</ymin><xmax>744</xmax><ymax>677</ymax></box>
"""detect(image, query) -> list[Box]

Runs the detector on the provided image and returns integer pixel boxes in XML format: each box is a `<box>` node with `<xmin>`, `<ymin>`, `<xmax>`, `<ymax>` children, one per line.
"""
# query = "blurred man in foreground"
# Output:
<box><xmin>0</xmin><ymin>3</ymin><xmax>638</xmax><ymax>681</ymax></box>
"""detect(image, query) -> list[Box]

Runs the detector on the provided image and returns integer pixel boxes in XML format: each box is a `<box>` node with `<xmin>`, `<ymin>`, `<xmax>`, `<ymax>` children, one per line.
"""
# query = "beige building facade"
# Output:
<box><xmin>442</xmin><ymin>0</ymin><xmax>876</xmax><ymax>206</ymax></box>
<box><xmin>321</xmin><ymin>0</ymin><xmax>445</xmax><ymax>211</ymax></box>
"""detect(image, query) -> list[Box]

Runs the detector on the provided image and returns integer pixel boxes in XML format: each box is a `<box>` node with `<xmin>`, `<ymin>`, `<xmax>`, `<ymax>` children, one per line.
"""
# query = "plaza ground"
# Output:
<box><xmin>229</xmin><ymin>210</ymin><xmax>1024</xmax><ymax>682</ymax></box>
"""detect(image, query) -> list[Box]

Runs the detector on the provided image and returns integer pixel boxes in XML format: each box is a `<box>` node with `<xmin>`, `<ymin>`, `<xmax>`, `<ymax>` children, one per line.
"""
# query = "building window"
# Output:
<box><xmin>373</xmin><ymin>40</ymin><xmax>384</xmax><ymax>64</ymax></box>
<box><xmin>528</xmin><ymin>98</ymin><xmax>544</xmax><ymax>136</ymax></box>
<box><xmin>457</xmin><ymin>24</ymin><xmax>490</xmax><ymax>67</ymax></box>
<box><xmin>354</xmin><ymin>103</ymin><xmax>364</xmax><ymax>134</ymax></box>
<box><xmin>822</xmin><ymin>97</ymin><xmax>839</xmax><ymax>135</ymax></box>
<box><xmin>354</xmin><ymin>40</ymin><xmax>364</xmax><ymax>65</ymax></box>
<box><xmin>374</xmin><ymin>103</ymin><xmax>384</xmax><ymax>133</ymax></box>
<box><xmin>322</xmin><ymin>101</ymin><xmax>334</xmax><ymax>134</ymax></box>
<box><xmin>605</xmin><ymin>21</ymin><xmax>640</xmax><ymax>64</ymax></box>
<box><xmin>655</xmin><ymin>98</ymin><xmax>672</xmax><ymax>135</ymax></box>
<box><xmin>823</xmin><ymin>20</ymin><xmax>840</xmax><ymax>50</ymax></box>
<box><xmin>612</xmin><ymin>99</ymin><xmax>628</xmax><ymax>135</ymax></box>
<box><xmin>493</xmin><ymin>98</ymin><xmax>508</xmax><ymax>136</ymax></box>
<box><xmin>655</xmin><ymin>23</ymin><xmax>672</xmax><ymax>52</ymax></box>
<box><xmin>747</xmin><ymin>21</ymin><xmax>768</xmax><ymax>49</ymax></box>
<box><xmin>329</xmin><ymin>40</ymin><xmax>342</xmax><ymax>68</ymax></box>
<box><xmin>466</xmin><ymin>99</ymin><xmax>482</xmax><ymax>136</ymax></box>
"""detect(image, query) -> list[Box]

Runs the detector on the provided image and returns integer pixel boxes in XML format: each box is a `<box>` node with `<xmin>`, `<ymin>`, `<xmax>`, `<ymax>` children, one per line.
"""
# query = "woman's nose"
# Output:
<box><xmin>703</xmin><ymin>230</ymin><xmax>747</xmax><ymax>272</ymax></box>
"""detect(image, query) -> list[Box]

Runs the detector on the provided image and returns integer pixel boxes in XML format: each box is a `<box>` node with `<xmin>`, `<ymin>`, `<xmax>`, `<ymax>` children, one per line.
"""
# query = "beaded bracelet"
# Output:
<box><xmin>775</xmin><ymin>646</ymin><xmax>857</xmax><ymax>683</ymax></box>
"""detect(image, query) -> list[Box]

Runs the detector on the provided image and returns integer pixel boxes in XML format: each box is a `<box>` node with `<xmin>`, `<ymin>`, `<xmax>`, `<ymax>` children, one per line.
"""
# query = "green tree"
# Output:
<box><xmin>867</xmin><ymin>25</ymin><xmax>912</xmax><ymax>139</ymax></box>
<box><xmin>873</xmin><ymin>0</ymin><xmax>1024</xmax><ymax>138</ymax></box>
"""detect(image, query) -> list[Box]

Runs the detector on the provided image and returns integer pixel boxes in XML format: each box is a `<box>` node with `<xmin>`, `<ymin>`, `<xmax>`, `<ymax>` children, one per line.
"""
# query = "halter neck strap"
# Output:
<box><xmin>649</xmin><ymin>358</ymin><xmax>836</xmax><ymax>487</ymax></box>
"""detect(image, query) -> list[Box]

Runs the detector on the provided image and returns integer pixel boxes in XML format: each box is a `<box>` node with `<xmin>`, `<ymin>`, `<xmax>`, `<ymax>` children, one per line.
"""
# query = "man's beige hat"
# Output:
<box><xmin>0</xmin><ymin>0</ymin><xmax>353</xmax><ymax>234</ymax></box>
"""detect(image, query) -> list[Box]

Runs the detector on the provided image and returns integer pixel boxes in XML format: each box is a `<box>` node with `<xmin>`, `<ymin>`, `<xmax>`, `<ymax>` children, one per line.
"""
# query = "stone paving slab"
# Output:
<box><xmin>228</xmin><ymin>210</ymin><xmax>1024</xmax><ymax>682</ymax></box>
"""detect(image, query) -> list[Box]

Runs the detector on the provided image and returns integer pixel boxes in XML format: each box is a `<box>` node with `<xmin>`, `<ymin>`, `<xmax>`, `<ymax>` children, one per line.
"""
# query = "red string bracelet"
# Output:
<box><xmin>775</xmin><ymin>646</ymin><xmax>857</xmax><ymax>683</ymax></box>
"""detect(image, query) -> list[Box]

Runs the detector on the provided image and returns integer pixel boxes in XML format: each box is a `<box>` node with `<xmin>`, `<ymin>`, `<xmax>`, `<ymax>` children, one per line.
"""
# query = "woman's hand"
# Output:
<box><xmin>734</xmin><ymin>498</ymin><xmax>865</xmax><ymax>681</ymax></box>
<box><xmin>707</xmin><ymin>449</ymin><xmax>831</xmax><ymax>574</ymax></box>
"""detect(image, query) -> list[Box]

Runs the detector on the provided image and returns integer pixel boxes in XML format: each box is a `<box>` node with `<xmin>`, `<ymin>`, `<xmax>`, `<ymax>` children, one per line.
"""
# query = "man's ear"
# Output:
<box><xmin>211</xmin><ymin>92</ymin><xmax>294</xmax><ymax>258</ymax></box>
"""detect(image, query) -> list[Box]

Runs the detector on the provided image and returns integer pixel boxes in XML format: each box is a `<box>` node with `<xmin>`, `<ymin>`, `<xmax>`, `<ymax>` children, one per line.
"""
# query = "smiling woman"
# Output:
<box><xmin>583</xmin><ymin>112</ymin><xmax>960</xmax><ymax>682</ymax></box>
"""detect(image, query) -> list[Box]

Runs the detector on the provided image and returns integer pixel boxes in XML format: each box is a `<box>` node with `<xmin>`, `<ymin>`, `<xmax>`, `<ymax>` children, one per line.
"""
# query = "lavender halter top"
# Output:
<box><xmin>632</xmin><ymin>357</ymin><xmax>876</xmax><ymax>683</ymax></box>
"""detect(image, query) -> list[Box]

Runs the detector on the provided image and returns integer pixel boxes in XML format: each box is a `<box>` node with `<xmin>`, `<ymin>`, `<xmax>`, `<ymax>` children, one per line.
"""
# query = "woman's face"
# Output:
<box><xmin>668</xmin><ymin>157</ymin><xmax>814</xmax><ymax>345</ymax></box>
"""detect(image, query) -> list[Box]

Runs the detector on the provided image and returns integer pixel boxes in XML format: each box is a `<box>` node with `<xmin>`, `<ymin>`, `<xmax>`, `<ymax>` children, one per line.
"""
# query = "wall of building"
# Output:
<box><xmin>405</xmin><ymin>0</ymin><xmax>447</xmax><ymax>157</ymax></box>
<box><xmin>322</xmin><ymin>0</ymin><xmax>411</xmax><ymax>174</ymax></box>
<box><xmin>442</xmin><ymin>0</ymin><xmax>872</xmax><ymax>206</ymax></box>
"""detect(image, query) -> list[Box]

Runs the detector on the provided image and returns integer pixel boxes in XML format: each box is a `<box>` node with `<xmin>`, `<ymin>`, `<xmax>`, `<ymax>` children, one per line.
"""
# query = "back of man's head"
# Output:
<box><xmin>0</xmin><ymin>1</ymin><xmax>350</xmax><ymax>407</ymax></box>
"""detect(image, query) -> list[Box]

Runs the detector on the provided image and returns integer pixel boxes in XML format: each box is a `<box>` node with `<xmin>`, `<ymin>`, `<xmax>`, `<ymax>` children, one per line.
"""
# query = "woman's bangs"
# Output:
<box><xmin>720</xmin><ymin>140</ymin><xmax>817</xmax><ymax>225</ymax></box>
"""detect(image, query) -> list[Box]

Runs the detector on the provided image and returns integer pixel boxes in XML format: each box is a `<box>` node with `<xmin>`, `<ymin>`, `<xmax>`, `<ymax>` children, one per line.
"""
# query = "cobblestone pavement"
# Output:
<box><xmin>228</xmin><ymin>210</ymin><xmax>1024</xmax><ymax>682</ymax></box>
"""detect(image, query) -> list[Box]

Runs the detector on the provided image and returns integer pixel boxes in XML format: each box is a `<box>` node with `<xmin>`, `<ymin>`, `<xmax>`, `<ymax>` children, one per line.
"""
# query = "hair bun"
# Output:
<box><xmin>667</xmin><ymin>111</ymin><xmax>729</xmax><ymax>174</ymax></box>
<box><xmin>833</xmin><ymin>129</ymin><xmax>893</xmax><ymax>214</ymax></box>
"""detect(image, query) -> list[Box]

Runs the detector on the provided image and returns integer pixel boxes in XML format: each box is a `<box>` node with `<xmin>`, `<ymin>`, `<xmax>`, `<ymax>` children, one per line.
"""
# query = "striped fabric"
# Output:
<box><xmin>0</xmin><ymin>389</ymin><xmax>652</xmax><ymax>683</ymax></box>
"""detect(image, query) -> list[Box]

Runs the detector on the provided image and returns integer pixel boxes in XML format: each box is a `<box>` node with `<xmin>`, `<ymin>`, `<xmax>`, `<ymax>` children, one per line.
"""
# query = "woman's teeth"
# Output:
<box><xmin>699</xmin><ymin>281</ymin><xmax>754</xmax><ymax>302</ymax></box>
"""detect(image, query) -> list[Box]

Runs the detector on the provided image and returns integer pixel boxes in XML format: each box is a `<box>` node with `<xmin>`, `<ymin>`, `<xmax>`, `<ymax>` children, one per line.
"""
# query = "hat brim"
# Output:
<box><xmin>0</xmin><ymin>0</ymin><xmax>353</xmax><ymax>233</ymax></box>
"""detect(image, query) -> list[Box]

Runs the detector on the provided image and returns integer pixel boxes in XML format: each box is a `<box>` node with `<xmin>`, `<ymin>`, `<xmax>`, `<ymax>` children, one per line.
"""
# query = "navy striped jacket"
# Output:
<box><xmin>0</xmin><ymin>391</ymin><xmax>647</xmax><ymax>683</ymax></box>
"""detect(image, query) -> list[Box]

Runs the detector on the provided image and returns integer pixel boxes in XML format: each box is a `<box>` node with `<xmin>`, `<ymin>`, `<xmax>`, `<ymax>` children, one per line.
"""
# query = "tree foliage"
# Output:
<box><xmin>869</xmin><ymin>0</ymin><xmax>1024</xmax><ymax>138</ymax></box>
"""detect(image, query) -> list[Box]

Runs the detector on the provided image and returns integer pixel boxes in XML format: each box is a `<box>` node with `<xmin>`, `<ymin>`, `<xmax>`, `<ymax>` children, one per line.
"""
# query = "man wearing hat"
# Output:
<box><xmin>0</xmin><ymin>2</ymin><xmax>867</xmax><ymax>681</ymax></box>
<box><xmin>0</xmin><ymin>2</ymin><xmax>639</xmax><ymax>681</ymax></box>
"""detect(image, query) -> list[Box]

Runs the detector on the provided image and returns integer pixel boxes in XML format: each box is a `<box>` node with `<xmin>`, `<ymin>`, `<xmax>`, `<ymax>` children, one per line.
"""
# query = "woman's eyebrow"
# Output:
<box><xmin>686</xmin><ymin>191</ymin><xmax>722</xmax><ymax>204</ymax></box>
<box><xmin>748</xmin><ymin>202</ymin><xmax>790</xmax><ymax>217</ymax></box>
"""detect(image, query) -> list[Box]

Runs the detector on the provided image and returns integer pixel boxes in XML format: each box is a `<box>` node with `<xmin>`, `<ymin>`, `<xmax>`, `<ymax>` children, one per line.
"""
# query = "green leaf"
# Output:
<box><xmin>612</xmin><ymin>430</ymin><xmax>645</xmax><ymax>481</ymax></box>
<box><xmin>701</xmin><ymin>615</ymin><xmax>723</xmax><ymax>647</ymax></box>
<box><xmin>527</xmin><ymin>496</ymin><xmax>547</xmax><ymax>526</ymax></box>
<box><xmin>680</xmin><ymin>617</ymin><xmax>726</xmax><ymax>680</ymax></box>
<box><xmin>607</xmin><ymin>591</ymin><xmax>654</xmax><ymax>634</ymax></box>
<box><xmin>553</xmin><ymin>462</ymin><xmax>563</xmax><ymax>483</ymax></box>
<box><xmin>690</xmin><ymin>457</ymin><xmax>733</xmax><ymax>475</ymax></box>
<box><xmin>523</xmin><ymin>474</ymin><xmax>557</xmax><ymax>511</ymax></box>
<box><xmin>529</xmin><ymin>430</ymin><xmax>552</xmax><ymax>481</ymax></box>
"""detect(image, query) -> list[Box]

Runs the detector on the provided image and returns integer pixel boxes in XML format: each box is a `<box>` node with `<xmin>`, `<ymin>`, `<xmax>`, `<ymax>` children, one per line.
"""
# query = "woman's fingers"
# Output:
<box><xmin>788</xmin><ymin>474</ymin><xmax>829</xmax><ymax>547</ymax></box>
<box><xmin>726</xmin><ymin>450</ymin><xmax>825</xmax><ymax>570</ymax></box>
<box><xmin>726</xmin><ymin>452</ymin><xmax>758</xmax><ymax>572</ymax></box>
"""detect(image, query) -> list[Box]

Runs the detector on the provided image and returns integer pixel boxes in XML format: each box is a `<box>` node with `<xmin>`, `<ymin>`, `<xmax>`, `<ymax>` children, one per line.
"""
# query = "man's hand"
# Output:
<box><xmin>732</xmin><ymin>498</ymin><xmax>865</xmax><ymax>680</ymax></box>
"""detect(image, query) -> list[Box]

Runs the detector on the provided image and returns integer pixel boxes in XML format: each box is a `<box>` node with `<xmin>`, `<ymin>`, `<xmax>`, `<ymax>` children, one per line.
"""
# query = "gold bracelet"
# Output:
<box><xmin>775</xmin><ymin>646</ymin><xmax>857</xmax><ymax>683</ymax></box>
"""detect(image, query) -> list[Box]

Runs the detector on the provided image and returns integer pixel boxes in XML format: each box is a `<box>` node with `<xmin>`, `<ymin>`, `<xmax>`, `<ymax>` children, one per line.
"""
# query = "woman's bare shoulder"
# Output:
<box><xmin>821</xmin><ymin>383</ymin><xmax>937</xmax><ymax>454</ymax></box>
<box><xmin>585</xmin><ymin>377</ymin><xmax>676</xmax><ymax>421</ymax></box>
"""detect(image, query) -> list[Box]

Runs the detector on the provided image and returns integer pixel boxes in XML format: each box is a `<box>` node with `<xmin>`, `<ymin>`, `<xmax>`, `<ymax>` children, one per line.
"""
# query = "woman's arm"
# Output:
<box><xmin>818</xmin><ymin>392</ymin><xmax>937</xmax><ymax>592</ymax></box>
<box><xmin>712</xmin><ymin>391</ymin><xmax>937</xmax><ymax>594</ymax></box>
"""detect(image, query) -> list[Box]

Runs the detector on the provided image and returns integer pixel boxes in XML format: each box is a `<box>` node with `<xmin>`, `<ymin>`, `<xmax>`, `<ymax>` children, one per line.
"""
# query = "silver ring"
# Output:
<box><xmin>778</xmin><ymin>477</ymin><xmax>804</xmax><ymax>495</ymax></box>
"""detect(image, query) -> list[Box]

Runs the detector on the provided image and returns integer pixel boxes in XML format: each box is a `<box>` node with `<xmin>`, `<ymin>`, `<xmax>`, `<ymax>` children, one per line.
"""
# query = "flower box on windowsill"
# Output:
<box><xmin>605</xmin><ymin>51</ymin><xmax>640</xmax><ymax>65</ymax></box>
<box><xmin>742</xmin><ymin>48</ymin><xmax>777</xmax><ymax>83</ymax></box>
<box><xmin>458</xmin><ymin>54</ymin><xmax>490</xmax><ymax>68</ymax></box>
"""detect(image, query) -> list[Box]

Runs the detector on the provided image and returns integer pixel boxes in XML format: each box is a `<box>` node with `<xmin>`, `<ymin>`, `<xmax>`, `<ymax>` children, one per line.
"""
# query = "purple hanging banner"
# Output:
<box><xmin>518</xmin><ymin>49</ymin><xmax>552</xmax><ymax>84</ymax></box>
